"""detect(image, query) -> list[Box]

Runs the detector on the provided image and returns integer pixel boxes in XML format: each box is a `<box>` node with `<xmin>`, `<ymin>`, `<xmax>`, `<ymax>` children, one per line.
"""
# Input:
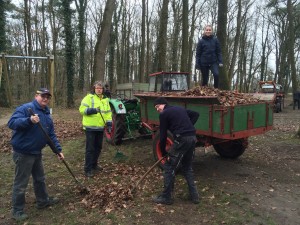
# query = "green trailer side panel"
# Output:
<box><xmin>136</xmin><ymin>94</ymin><xmax>273</xmax><ymax>139</ymax></box>
<box><xmin>187</xmin><ymin>104</ymin><xmax>210</xmax><ymax>131</ymax></box>
<box><xmin>233</xmin><ymin>104</ymin><xmax>267</xmax><ymax>131</ymax></box>
<box><xmin>268</xmin><ymin>104</ymin><xmax>273</xmax><ymax>125</ymax></box>
<box><xmin>211</xmin><ymin>107</ymin><xmax>231</xmax><ymax>134</ymax></box>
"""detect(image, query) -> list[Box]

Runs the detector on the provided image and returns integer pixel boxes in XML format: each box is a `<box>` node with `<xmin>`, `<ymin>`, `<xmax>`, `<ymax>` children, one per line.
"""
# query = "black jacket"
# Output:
<box><xmin>196</xmin><ymin>35</ymin><xmax>223</xmax><ymax>68</ymax></box>
<box><xmin>159</xmin><ymin>105</ymin><xmax>199</xmax><ymax>152</ymax></box>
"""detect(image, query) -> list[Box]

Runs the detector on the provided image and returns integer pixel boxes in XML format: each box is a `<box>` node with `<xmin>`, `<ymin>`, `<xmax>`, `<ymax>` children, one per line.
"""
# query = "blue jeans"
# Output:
<box><xmin>200</xmin><ymin>63</ymin><xmax>219</xmax><ymax>88</ymax></box>
<box><xmin>84</xmin><ymin>130</ymin><xmax>103</xmax><ymax>173</ymax></box>
<box><xmin>12</xmin><ymin>152</ymin><xmax>48</xmax><ymax>214</ymax></box>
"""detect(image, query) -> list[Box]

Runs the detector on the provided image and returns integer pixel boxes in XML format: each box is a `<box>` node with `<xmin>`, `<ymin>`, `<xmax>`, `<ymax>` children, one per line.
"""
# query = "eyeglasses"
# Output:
<box><xmin>95</xmin><ymin>87</ymin><xmax>103</xmax><ymax>90</ymax></box>
<box><xmin>39</xmin><ymin>94</ymin><xmax>51</xmax><ymax>100</ymax></box>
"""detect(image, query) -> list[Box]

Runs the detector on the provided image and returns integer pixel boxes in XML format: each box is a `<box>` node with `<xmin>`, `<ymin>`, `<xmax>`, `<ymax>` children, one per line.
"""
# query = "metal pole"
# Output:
<box><xmin>3</xmin><ymin>55</ymin><xmax>48</xmax><ymax>60</ymax></box>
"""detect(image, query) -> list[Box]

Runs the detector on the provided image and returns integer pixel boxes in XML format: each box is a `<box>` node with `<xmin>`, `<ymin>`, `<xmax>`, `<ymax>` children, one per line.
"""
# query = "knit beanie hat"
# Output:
<box><xmin>153</xmin><ymin>97</ymin><xmax>169</xmax><ymax>107</ymax></box>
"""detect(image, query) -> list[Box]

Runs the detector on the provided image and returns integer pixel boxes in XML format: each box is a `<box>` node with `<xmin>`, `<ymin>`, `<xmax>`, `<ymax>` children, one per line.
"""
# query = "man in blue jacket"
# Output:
<box><xmin>196</xmin><ymin>25</ymin><xmax>223</xmax><ymax>88</ymax></box>
<box><xmin>7</xmin><ymin>88</ymin><xmax>64</xmax><ymax>221</ymax></box>
<box><xmin>152</xmin><ymin>97</ymin><xmax>200</xmax><ymax>205</ymax></box>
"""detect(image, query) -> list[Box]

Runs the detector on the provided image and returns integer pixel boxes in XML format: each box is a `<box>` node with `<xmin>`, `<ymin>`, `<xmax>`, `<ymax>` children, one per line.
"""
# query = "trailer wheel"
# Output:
<box><xmin>213</xmin><ymin>138</ymin><xmax>248</xmax><ymax>159</ymax></box>
<box><xmin>153</xmin><ymin>131</ymin><xmax>174</xmax><ymax>169</ymax></box>
<box><xmin>105</xmin><ymin>105</ymin><xmax>126</xmax><ymax>145</ymax></box>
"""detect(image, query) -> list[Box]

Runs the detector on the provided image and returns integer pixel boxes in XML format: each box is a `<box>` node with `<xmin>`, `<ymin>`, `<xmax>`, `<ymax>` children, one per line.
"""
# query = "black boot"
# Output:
<box><xmin>153</xmin><ymin>194</ymin><xmax>173</xmax><ymax>205</ymax></box>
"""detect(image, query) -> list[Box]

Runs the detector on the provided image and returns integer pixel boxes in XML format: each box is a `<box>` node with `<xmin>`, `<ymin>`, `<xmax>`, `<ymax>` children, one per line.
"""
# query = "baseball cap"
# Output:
<box><xmin>36</xmin><ymin>88</ymin><xmax>52</xmax><ymax>96</ymax></box>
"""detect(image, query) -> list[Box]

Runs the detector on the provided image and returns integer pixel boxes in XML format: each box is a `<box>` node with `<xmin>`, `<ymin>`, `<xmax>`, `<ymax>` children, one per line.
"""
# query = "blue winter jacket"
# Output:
<box><xmin>196</xmin><ymin>35</ymin><xmax>223</xmax><ymax>68</ymax></box>
<box><xmin>7</xmin><ymin>100</ymin><xmax>62</xmax><ymax>154</ymax></box>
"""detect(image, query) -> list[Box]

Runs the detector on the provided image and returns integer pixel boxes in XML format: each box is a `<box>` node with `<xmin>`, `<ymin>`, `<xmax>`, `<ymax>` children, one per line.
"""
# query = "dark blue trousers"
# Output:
<box><xmin>84</xmin><ymin>130</ymin><xmax>103</xmax><ymax>173</ymax></box>
<box><xmin>161</xmin><ymin>136</ymin><xmax>199</xmax><ymax>200</ymax></box>
<box><xmin>200</xmin><ymin>63</ymin><xmax>219</xmax><ymax>88</ymax></box>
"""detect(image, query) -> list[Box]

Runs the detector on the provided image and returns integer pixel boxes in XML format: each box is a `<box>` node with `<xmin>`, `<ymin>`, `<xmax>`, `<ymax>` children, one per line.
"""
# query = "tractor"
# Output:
<box><xmin>104</xmin><ymin>93</ymin><xmax>150</xmax><ymax>145</ymax></box>
<box><xmin>253</xmin><ymin>81</ymin><xmax>284</xmax><ymax>113</ymax></box>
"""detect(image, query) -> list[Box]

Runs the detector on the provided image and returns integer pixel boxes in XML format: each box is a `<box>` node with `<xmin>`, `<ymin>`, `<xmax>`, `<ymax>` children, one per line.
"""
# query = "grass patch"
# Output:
<box><xmin>0</xmin><ymin>128</ymin><xmax>289</xmax><ymax>224</ymax></box>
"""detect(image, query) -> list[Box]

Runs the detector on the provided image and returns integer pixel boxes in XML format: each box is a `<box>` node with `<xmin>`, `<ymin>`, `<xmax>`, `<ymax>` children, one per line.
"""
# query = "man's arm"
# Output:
<box><xmin>159</xmin><ymin>114</ymin><xmax>168</xmax><ymax>153</ymax></box>
<box><xmin>7</xmin><ymin>106</ymin><xmax>33</xmax><ymax>130</ymax></box>
<box><xmin>186</xmin><ymin>109</ymin><xmax>199</xmax><ymax>125</ymax></box>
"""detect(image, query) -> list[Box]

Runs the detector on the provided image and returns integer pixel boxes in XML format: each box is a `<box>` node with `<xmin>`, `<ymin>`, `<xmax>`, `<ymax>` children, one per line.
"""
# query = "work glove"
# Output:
<box><xmin>219</xmin><ymin>63</ymin><xmax>223</xmax><ymax>67</ymax></box>
<box><xmin>106</xmin><ymin>121</ymin><xmax>112</xmax><ymax>133</ymax></box>
<box><xmin>96</xmin><ymin>107</ymin><xmax>100</xmax><ymax>113</ymax></box>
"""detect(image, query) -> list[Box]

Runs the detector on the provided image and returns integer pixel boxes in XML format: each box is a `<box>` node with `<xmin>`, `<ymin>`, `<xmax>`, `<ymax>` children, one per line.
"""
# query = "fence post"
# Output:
<box><xmin>48</xmin><ymin>55</ymin><xmax>55</xmax><ymax>113</ymax></box>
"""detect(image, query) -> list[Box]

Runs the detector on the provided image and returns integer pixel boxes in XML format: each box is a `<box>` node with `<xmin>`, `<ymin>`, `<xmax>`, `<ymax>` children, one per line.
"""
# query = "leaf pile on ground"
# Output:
<box><xmin>0</xmin><ymin>119</ymin><xmax>82</xmax><ymax>153</ymax></box>
<box><xmin>79</xmin><ymin>163</ymin><xmax>162</xmax><ymax>213</ymax></box>
<box><xmin>53</xmin><ymin>119</ymin><xmax>83</xmax><ymax>139</ymax></box>
<box><xmin>0</xmin><ymin>126</ymin><xmax>12</xmax><ymax>153</ymax></box>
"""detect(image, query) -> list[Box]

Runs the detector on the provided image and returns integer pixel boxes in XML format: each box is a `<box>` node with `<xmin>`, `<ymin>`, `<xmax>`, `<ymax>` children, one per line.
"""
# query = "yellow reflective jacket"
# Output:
<box><xmin>79</xmin><ymin>93</ymin><xmax>112</xmax><ymax>131</ymax></box>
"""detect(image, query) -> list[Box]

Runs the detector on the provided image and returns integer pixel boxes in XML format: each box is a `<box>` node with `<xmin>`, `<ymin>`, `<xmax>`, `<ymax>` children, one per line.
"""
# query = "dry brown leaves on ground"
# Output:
<box><xmin>0</xmin><ymin>119</ymin><xmax>82</xmax><ymax>153</ymax></box>
<box><xmin>78</xmin><ymin>163</ymin><xmax>162</xmax><ymax>213</ymax></box>
<box><xmin>0</xmin><ymin>126</ymin><xmax>12</xmax><ymax>153</ymax></box>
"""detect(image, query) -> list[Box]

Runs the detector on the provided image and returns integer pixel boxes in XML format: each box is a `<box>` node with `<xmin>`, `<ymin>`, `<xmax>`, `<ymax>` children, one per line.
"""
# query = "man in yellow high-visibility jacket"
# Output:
<box><xmin>79</xmin><ymin>81</ymin><xmax>112</xmax><ymax>177</ymax></box>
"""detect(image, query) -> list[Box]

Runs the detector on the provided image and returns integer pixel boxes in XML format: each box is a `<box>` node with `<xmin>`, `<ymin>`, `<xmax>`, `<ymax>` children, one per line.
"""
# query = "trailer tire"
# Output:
<box><xmin>105</xmin><ymin>105</ymin><xmax>126</xmax><ymax>145</ymax></box>
<box><xmin>153</xmin><ymin>131</ymin><xmax>174</xmax><ymax>169</ymax></box>
<box><xmin>213</xmin><ymin>138</ymin><xmax>248</xmax><ymax>159</ymax></box>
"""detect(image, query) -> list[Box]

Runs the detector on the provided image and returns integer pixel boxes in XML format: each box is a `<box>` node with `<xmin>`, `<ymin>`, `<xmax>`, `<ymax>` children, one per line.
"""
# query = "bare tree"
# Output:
<box><xmin>93</xmin><ymin>0</ymin><xmax>116</xmax><ymax>83</ymax></box>
<box><xmin>75</xmin><ymin>0</ymin><xmax>87</xmax><ymax>92</ymax></box>
<box><xmin>287</xmin><ymin>0</ymin><xmax>298</xmax><ymax>92</ymax></box>
<box><xmin>62</xmin><ymin>0</ymin><xmax>75</xmax><ymax>107</ymax></box>
<box><xmin>153</xmin><ymin>0</ymin><xmax>169</xmax><ymax>72</ymax></box>
<box><xmin>139</xmin><ymin>0</ymin><xmax>146</xmax><ymax>82</ymax></box>
<box><xmin>217</xmin><ymin>0</ymin><xmax>230</xmax><ymax>90</ymax></box>
<box><xmin>180</xmin><ymin>0</ymin><xmax>188</xmax><ymax>72</ymax></box>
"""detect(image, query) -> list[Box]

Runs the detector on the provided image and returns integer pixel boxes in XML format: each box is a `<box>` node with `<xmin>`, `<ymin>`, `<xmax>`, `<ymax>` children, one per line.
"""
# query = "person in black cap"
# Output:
<box><xmin>103</xmin><ymin>84</ymin><xmax>111</xmax><ymax>98</ymax></box>
<box><xmin>153</xmin><ymin>97</ymin><xmax>200</xmax><ymax>205</ymax></box>
<box><xmin>7</xmin><ymin>88</ymin><xmax>64</xmax><ymax>221</ymax></box>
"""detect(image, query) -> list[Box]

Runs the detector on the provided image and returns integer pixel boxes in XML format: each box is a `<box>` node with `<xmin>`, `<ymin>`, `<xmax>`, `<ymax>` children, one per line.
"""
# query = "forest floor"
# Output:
<box><xmin>0</xmin><ymin>97</ymin><xmax>299</xmax><ymax>225</ymax></box>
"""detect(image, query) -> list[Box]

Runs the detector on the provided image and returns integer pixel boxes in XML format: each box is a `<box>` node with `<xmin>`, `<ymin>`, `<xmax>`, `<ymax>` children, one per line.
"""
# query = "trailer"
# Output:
<box><xmin>106</xmin><ymin>72</ymin><xmax>273</xmax><ymax>166</ymax></box>
<box><xmin>135</xmin><ymin>93</ymin><xmax>273</xmax><ymax>166</ymax></box>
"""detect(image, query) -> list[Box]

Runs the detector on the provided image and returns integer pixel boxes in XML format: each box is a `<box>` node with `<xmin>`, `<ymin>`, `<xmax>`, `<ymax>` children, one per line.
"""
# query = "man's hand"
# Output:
<box><xmin>57</xmin><ymin>152</ymin><xmax>64</xmax><ymax>160</ymax></box>
<box><xmin>30</xmin><ymin>114</ymin><xmax>40</xmax><ymax>124</ymax></box>
<box><xmin>219</xmin><ymin>63</ymin><xmax>223</xmax><ymax>67</ymax></box>
<box><xmin>96</xmin><ymin>107</ymin><xmax>100</xmax><ymax>113</ymax></box>
<box><xmin>106</xmin><ymin>122</ymin><xmax>112</xmax><ymax>133</ymax></box>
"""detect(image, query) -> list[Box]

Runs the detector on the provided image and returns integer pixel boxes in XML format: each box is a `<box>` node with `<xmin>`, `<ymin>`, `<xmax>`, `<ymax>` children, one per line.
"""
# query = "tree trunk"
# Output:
<box><xmin>24</xmin><ymin>0</ymin><xmax>33</xmax><ymax>98</ymax></box>
<box><xmin>188</xmin><ymin>0</ymin><xmax>197</xmax><ymax>74</ymax></box>
<box><xmin>228</xmin><ymin>0</ymin><xmax>241</xmax><ymax>82</ymax></box>
<box><xmin>139</xmin><ymin>0</ymin><xmax>146</xmax><ymax>82</ymax></box>
<box><xmin>180</xmin><ymin>0</ymin><xmax>189</xmax><ymax>72</ymax></box>
<box><xmin>217</xmin><ymin>0</ymin><xmax>230</xmax><ymax>90</ymax></box>
<box><xmin>287</xmin><ymin>0</ymin><xmax>298</xmax><ymax>93</ymax></box>
<box><xmin>153</xmin><ymin>0</ymin><xmax>169</xmax><ymax>72</ymax></box>
<box><xmin>93</xmin><ymin>0</ymin><xmax>116</xmax><ymax>83</ymax></box>
<box><xmin>0</xmin><ymin>1</ymin><xmax>10</xmax><ymax>107</ymax></box>
<box><xmin>170</xmin><ymin>1</ymin><xmax>180</xmax><ymax>72</ymax></box>
<box><xmin>62</xmin><ymin>0</ymin><xmax>75</xmax><ymax>108</ymax></box>
<box><xmin>75</xmin><ymin>0</ymin><xmax>87</xmax><ymax>92</ymax></box>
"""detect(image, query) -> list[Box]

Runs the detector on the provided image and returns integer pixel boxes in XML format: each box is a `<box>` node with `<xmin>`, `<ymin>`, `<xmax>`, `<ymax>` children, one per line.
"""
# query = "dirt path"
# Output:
<box><xmin>0</xmin><ymin>115</ymin><xmax>10</xmax><ymax>126</ymax></box>
<box><xmin>190</xmin><ymin>105</ymin><xmax>300</xmax><ymax>224</ymax></box>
